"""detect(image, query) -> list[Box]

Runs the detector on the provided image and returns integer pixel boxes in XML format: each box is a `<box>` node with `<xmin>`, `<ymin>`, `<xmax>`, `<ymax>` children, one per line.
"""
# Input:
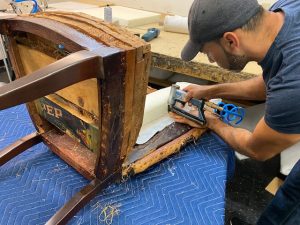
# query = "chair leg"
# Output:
<box><xmin>0</xmin><ymin>132</ymin><xmax>42</xmax><ymax>166</ymax></box>
<box><xmin>46</xmin><ymin>174</ymin><xmax>119</xmax><ymax>225</ymax></box>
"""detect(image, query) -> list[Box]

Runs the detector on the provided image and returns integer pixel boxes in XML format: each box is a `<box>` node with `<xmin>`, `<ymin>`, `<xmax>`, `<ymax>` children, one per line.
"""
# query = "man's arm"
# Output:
<box><xmin>184</xmin><ymin>76</ymin><xmax>266</xmax><ymax>101</ymax></box>
<box><xmin>205</xmin><ymin>112</ymin><xmax>300</xmax><ymax>161</ymax></box>
<box><xmin>171</xmin><ymin>111</ymin><xmax>300</xmax><ymax>161</ymax></box>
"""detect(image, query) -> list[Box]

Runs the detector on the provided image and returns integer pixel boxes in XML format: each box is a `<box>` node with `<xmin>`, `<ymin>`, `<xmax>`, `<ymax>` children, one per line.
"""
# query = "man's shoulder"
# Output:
<box><xmin>264</xmin><ymin>1</ymin><xmax>300</xmax><ymax>134</ymax></box>
<box><xmin>270</xmin><ymin>0</ymin><xmax>300</xmax><ymax>12</ymax></box>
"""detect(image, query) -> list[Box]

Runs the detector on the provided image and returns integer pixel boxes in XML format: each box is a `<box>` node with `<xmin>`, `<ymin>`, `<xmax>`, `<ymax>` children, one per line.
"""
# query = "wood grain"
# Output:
<box><xmin>123</xmin><ymin>127</ymin><xmax>207</xmax><ymax>176</ymax></box>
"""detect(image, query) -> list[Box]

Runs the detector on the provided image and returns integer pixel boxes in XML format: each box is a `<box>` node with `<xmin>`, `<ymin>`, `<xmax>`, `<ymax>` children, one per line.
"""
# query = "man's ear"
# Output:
<box><xmin>221</xmin><ymin>32</ymin><xmax>240</xmax><ymax>53</ymax></box>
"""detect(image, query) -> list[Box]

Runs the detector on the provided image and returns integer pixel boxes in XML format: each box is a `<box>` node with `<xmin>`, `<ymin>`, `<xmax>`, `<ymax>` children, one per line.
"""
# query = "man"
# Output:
<box><xmin>171</xmin><ymin>0</ymin><xmax>300</xmax><ymax>224</ymax></box>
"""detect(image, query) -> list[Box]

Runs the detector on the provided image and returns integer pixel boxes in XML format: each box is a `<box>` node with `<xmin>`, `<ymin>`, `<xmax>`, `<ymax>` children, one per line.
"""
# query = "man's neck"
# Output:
<box><xmin>246</xmin><ymin>10</ymin><xmax>285</xmax><ymax>62</ymax></box>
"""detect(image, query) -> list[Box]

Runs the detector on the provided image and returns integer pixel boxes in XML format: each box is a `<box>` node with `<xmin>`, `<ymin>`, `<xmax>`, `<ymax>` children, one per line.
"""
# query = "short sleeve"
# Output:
<box><xmin>265</xmin><ymin>77</ymin><xmax>300</xmax><ymax>134</ymax></box>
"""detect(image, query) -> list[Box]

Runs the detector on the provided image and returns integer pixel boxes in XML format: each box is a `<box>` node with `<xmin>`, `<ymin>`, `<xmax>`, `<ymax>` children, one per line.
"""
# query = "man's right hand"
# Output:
<box><xmin>183</xmin><ymin>84</ymin><xmax>213</xmax><ymax>101</ymax></box>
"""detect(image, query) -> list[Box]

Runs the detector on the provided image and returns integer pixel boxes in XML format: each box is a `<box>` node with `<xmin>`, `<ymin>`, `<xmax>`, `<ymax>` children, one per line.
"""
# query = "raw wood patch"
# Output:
<box><xmin>265</xmin><ymin>177</ymin><xmax>284</xmax><ymax>195</ymax></box>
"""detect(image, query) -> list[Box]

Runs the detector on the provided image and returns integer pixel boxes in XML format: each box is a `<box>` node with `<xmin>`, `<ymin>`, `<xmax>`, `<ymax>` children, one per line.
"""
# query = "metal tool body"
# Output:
<box><xmin>168</xmin><ymin>84</ymin><xmax>245</xmax><ymax>126</ymax></box>
<box><xmin>168</xmin><ymin>84</ymin><xmax>206</xmax><ymax>125</ymax></box>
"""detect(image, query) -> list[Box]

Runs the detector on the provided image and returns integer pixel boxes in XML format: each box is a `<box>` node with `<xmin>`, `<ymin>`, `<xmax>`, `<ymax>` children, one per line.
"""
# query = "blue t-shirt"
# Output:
<box><xmin>259</xmin><ymin>0</ymin><xmax>300</xmax><ymax>134</ymax></box>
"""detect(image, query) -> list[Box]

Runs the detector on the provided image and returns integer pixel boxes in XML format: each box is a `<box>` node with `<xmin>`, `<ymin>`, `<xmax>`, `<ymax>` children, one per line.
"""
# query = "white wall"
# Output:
<box><xmin>108</xmin><ymin>0</ymin><xmax>277</xmax><ymax>16</ymax></box>
<box><xmin>46</xmin><ymin>0</ymin><xmax>277</xmax><ymax>16</ymax></box>
<box><xmin>108</xmin><ymin>0</ymin><xmax>193</xmax><ymax>16</ymax></box>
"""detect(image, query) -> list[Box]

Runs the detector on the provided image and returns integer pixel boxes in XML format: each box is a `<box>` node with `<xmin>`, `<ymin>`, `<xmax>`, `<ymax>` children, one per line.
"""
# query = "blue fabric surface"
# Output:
<box><xmin>0</xmin><ymin>105</ymin><xmax>232</xmax><ymax>225</ymax></box>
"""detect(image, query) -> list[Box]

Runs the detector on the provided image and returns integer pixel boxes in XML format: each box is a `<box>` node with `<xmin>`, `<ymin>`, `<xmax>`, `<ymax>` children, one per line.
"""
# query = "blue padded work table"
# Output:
<box><xmin>0</xmin><ymin>105</ymin><xmax>233</xmax><ymax>225</ymax></box>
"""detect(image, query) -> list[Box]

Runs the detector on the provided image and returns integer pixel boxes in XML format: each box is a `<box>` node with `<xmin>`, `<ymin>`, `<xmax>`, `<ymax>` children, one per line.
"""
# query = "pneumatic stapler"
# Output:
<box><xmin>168</xmin><ymin>84</ymin><xmax>245</xmax><ymax>126</ymax></box>
<box><xmin>168</xmin><ymin>84</ymin><xmax>206</xmax><ymax>125</ymax></box>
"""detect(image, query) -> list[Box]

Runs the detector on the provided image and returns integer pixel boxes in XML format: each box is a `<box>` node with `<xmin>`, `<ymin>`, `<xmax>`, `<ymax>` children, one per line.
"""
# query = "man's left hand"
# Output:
<box><xmin>169</xmin><ymin>110</ymin><xmax>218</xmax><ymax>128</ymax></box>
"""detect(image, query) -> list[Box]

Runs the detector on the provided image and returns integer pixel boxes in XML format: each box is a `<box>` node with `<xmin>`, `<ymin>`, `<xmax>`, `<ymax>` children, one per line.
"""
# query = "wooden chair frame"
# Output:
<box><xmin>0</xmin><ymin>15</ymin><xmax>137</xmax><ymax>224</ymax></box>
<box><xmin>0</xmin><ymin>14</ymin><xmax>206</xmax><ymax>225</ymax></box>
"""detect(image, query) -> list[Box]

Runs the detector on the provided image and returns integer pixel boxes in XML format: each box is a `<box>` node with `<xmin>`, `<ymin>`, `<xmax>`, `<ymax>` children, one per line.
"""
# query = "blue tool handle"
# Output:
<box><xmin>13</xmin><ymin>0</ymin><xmax>39</xmax><ymax>13</ymax></box>
<box><xmin>215</xmin><ymin>102</ymin><xmax>245</xmax><ymax>125</ymax></box>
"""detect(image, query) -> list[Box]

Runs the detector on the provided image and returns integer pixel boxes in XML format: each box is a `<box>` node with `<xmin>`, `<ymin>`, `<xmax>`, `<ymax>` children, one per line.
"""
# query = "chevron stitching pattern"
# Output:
<box><xmin>0</xmin><ymin>105</ymin><xmax>231</xmax><ymax>225</ymax></box>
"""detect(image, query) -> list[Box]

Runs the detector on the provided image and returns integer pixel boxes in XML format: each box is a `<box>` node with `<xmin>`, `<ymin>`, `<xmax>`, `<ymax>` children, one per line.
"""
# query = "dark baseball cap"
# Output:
<box><xmin>181</xmin><ymin>0</ymin><xmax>261</xmax><ymax>61</ymax></box>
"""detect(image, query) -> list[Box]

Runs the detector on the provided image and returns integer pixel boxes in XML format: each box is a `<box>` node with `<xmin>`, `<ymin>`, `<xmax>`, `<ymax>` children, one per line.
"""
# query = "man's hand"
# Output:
<box><xmin>169</xmin><ymin>110</ymin><xmax>218</xmax><ymax>129</ymax></box>
<box><xmin>183</xmin><ymin>84</ymin><xmax>213</xmax><ymax>101</ymax></box>
<box><xmin>169</xmin><ymin>99</ymin><xmax>300</xmax><ymax>161</ymax></box>
<box><xmin>169</xmin><ymin>112</ymin><xmax>203</xmax><ymax>128</ymax></box>
<box><xmin>183</xmin><ymin>76</ymin><xmax>267</xmax><ymax>102</ymax></box>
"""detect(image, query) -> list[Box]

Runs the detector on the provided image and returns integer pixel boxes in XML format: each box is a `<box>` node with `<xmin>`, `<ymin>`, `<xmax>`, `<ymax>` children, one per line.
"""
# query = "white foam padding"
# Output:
<box><xmin>163</xmin><ymin>15</ymin><xmax>188</xmax><ymax>34</ymax></box>
<box><xmin>74</xmin><ymin>6</ymin><xmax>161</xmax><ymax>28</ymax></box>
<box><xmin>48</xmin><ymin>2</ymin><xmax>98</xmax><ymax>11</ymax></box>
<box><xmin>280</xmin><ymin>142</ymin><xmax>300</xmax><ymax>175</ymax></box>
<box><xmin>234</xmin><ymin>103</ymin><xmax>300</xmax><ymax>175</ymax></box>
<box><xmin>136</xmin><ymin>82</ymin><xmax>191</xmax><ymax>144</ymax></box>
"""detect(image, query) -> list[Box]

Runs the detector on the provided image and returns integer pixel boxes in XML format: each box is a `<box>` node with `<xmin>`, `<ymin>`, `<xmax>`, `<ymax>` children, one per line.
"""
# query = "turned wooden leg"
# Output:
<box><xmin>0</xmin><ymin>132</ymin><xmax>42</xmax><ymax>166</ymax></box>
<box><xmin>46</xmin><ymin>173</ymin><xmax>119</xmax><ymax>225</ymax></box>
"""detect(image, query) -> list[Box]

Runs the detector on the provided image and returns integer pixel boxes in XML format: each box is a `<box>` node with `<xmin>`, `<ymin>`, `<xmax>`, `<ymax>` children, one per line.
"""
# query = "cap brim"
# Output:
<box><xmin>181</xmin><ymin>39</ymin><xmax>203</xmax><ymax>61</ymax></box>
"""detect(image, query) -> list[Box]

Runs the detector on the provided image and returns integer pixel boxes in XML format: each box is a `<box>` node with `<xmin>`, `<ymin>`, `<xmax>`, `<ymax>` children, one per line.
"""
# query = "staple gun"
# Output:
<box><xmin>9</xmin><ymin>0</ymin><xmax>46</xmax><ymax>14</ymax></box>
<box><xmin>168</xmin><ymin>84</ymin><xmax>245</xmax><ymax>126</ymax></box>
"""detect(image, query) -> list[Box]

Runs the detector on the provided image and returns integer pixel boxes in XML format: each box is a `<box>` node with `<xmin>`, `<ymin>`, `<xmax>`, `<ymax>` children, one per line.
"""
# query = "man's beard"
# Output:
<box><xmin>222</xmin><ymin>47</ymin><xmax>249</xmax><ymax>72</ymax></box>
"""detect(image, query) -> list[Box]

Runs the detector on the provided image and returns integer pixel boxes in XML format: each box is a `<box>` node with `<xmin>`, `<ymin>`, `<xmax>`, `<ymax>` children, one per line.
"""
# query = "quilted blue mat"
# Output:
<box><xmin>0</xmin><ymin>105</ymin><xmax>233</xmax><ymax>225</ymax></box>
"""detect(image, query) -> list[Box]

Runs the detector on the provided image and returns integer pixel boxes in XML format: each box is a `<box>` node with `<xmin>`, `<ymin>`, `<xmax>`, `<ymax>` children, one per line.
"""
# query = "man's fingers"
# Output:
<box><xmin>179</xmin><ymin>117</ymin><xmax>203</xmax><ymax>128</ymax></box>
<box><xmin>175</xmin><ymin>101</ymin><xmax>185</xmax><ymax>109</ymax></box>
<box><xmin>169</xmin><ymin>112</ymin><xmax>204</xmax><ymax>128</ymax></box>
<box><xmin>182</xmin><ymin>86</ymin><xmax>189</xmax><ymax>92</ymax></box>
<box><xmin>169</xmin><ymin>112</ymin><xmax>189</xmax><ymax>123</ymax></box>
<box><xmin>172</xmin><ymin>115</ymin><xmax>188</xmax><ymax>124</ymax></box>
<box><xmin>183</xmin><ymin>92</ymin><xmax>192</xmax><ymax>102</ymax></box>
<box><xmin>169</xmin><ymin>112</ymin><xmax>183</xmax><ymax>120</ymax></box>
